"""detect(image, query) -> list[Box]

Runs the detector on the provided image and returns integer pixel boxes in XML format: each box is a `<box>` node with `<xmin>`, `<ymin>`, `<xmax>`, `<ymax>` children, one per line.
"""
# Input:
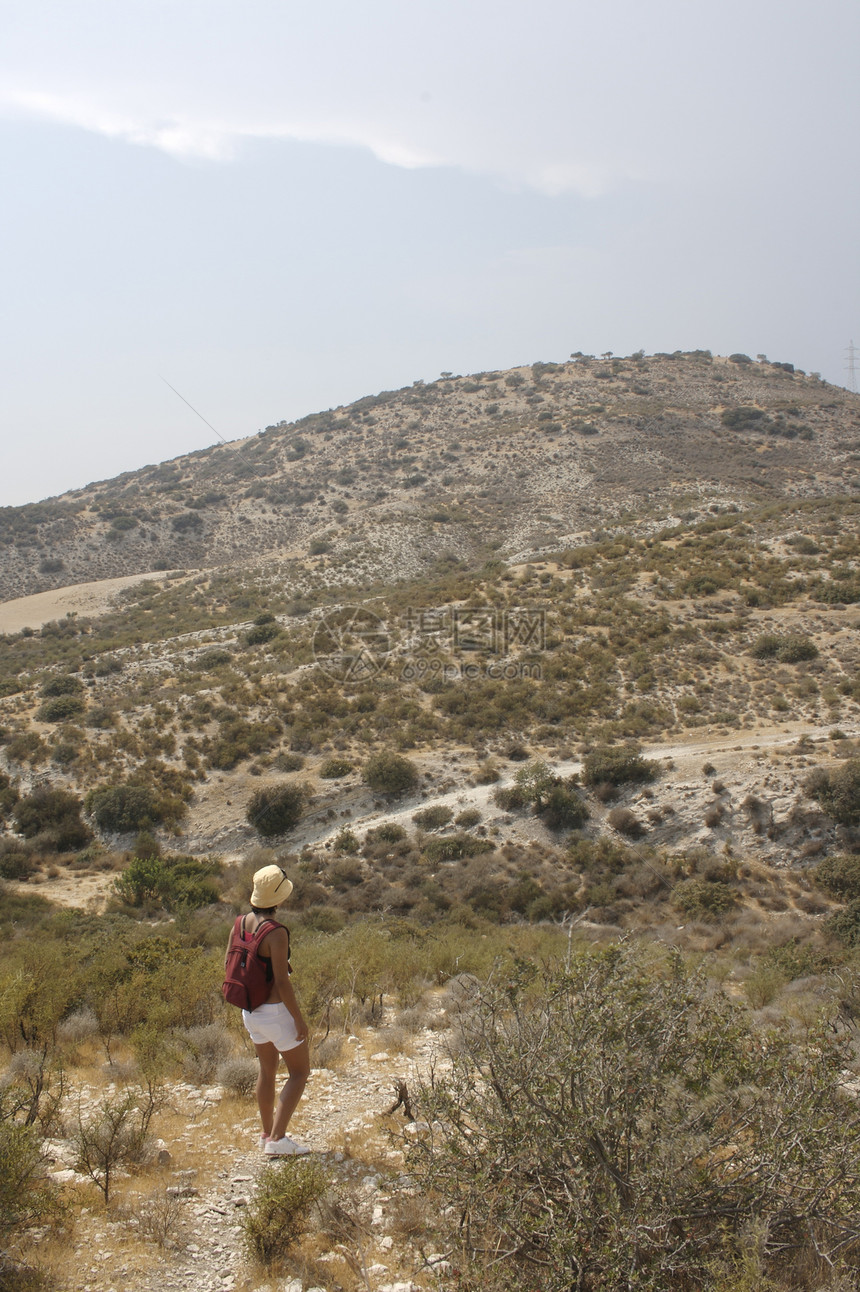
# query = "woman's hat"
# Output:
<box><xmin>251</xmin><ymin>864</ymin><xmax>293</xmax><ymax>908</ymax></box>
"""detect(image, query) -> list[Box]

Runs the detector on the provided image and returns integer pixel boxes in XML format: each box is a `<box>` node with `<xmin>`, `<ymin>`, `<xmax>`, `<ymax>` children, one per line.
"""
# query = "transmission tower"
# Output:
<box><xmin>846</xmin><ymin>340</ymin><xmax>859</xmax><ymax>393</ymax></box>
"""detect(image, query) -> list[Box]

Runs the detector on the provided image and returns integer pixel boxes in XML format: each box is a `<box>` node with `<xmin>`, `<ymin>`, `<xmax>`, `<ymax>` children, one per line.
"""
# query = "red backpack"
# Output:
<box><xmin>222</xmin><ymin>915</ymin><xmax>281</xmax><ymax>1012</ymax></box>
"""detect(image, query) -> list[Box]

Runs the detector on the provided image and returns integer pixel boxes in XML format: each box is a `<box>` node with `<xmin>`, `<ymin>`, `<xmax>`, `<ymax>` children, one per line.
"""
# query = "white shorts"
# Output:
<box><xmin>242</xmin><ymin>1003</ymin><xmax>302</xmax><ymax>1052</ymax></box>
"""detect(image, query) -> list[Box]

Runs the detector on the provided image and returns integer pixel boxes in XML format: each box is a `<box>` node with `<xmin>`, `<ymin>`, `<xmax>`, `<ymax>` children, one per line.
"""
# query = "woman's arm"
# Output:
<box><xmin>267</xmin><ymin>926</ymin><xmax>308</xmax><ymax>1042</ymax></box>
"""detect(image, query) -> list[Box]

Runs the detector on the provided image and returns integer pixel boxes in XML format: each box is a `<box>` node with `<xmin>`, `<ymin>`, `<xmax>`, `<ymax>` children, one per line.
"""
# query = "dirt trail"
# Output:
<box><xmin>47</xmin><ymin>1020</ymin><xmax>448</xmax><ymax>1292</ymax></box>
<box><xmin>11</xmin><ymin>719</ymin><xmax>856</xmax><ymax>913</ymax></box>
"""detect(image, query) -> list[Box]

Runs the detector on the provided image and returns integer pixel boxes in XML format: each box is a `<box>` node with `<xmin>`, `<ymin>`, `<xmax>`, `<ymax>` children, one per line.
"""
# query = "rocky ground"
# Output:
<box><xmin>40</xmin><ymin>1015</ymin><xmax>453</xmax><ymax>1292</ymax></box>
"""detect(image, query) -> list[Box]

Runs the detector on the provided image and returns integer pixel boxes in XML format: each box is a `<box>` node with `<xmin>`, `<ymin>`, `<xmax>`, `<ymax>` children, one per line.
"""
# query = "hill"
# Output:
<box><xmin>5</xmin><ymin>350</ymin><xmax>860</xmax><ymax>1292</ymax></box>
<box><xmin>1</xmin><ymin>350</ymin><xmax>858</xmax><ymax>605</ymax></box>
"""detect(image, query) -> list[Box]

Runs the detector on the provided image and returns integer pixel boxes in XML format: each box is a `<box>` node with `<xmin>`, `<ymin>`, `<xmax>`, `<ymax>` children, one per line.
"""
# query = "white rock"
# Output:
<box><xmin>370</xmin><ymin>1051</ymin><xmax>390</xmax><ymax>1061</ymax></box>
<box><xmin>42</xmin><ymin>1139</ymin><xmax>76</xmax><ymax>1167</ymax></box>
<box><xmin>425</xmin><ymin>1256</ymin><xmax>453</xmax><ymax>1274</ymax></box>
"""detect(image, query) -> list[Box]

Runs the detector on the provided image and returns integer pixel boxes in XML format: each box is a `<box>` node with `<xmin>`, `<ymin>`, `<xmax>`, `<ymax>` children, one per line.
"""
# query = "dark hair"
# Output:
<box><xmin>251</xmin><ymin>904</ymin><xmax>279</xmax><ymax>916</ymax></box>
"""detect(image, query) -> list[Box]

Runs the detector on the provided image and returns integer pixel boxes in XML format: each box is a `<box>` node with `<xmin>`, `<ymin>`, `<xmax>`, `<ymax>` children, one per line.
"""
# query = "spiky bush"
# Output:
<box><xmin>410</xmin><ymin>945</ymin><xmax>860</xmax><ymax>1292</ymax></box>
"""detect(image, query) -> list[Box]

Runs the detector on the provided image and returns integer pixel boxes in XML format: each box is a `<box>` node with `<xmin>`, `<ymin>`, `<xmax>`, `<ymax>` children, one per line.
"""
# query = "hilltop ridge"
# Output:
<box><xmin>2</xmin><ymin>350</ymin><xmax>858</xmax><ymax>604</ymax></box>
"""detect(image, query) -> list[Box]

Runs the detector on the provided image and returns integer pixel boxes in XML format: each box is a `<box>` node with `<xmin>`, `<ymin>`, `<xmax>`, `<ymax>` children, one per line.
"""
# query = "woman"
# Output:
<box><xmin>227</xmin><ymin>863</ymin><xmax>310</xmax><ymax>1155</ymax></box>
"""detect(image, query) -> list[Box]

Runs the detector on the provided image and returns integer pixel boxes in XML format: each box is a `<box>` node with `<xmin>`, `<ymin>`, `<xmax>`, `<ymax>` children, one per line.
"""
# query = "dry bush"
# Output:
<box><xmin>412</xmin><ymin>804</ymin><xmax>453</xmax><ymax>831</ymax></box>
<box><xmin>216</xmin><ymin>1057</ymin><xmax>258</xmax><ymax>1097</ymax></box>
<box><xmin>411</xmin><ymin>945</ymin><xmax>860</xmax><ymax>1291</ymax></box>
<box><xmin>69</xmin><ymin>1090</ymin><xmax>154</xmax><ymax>1204</ymax></box>
<box><xmin>177</xmin><ymin>1023</ymin><xmax>233</xmax><ymax>1084</ymax></box>
<box><xmin>312</xmin><ymin>1035</ymin><xmax>346</xmax><ymax>1070</ymax></box>
<box><xmin>606</xmin><ymin>806</ymin><xmax>646</xmax><ymax>839</ymax></box>
<box><xmin>117</xmin><ymin>1186</ymin><xmax>187</xmax><ymax>1249</ymax></box>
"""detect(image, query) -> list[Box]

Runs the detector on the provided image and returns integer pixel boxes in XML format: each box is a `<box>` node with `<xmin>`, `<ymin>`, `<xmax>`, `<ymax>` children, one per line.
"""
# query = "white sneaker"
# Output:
<box><xmin>264</xmin><ymin>1135</ymin><xmax>310</xmax><ymax>1156</ymax></box>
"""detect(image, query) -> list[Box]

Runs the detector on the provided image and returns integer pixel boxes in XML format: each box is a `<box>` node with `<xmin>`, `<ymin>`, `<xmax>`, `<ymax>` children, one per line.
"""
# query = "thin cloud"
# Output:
<box><xmin>0</xmin><ymin>84</ymin><xmax>610</xmax><ymax>192</ymax></box>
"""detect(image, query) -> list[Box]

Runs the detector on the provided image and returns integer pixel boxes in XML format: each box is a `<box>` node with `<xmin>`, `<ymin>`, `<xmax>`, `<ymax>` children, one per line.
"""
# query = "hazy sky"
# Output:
<box><xmin>1</xmin><ymin>0</ymin><xmax>858</xmax><ymax>507</ymax></box>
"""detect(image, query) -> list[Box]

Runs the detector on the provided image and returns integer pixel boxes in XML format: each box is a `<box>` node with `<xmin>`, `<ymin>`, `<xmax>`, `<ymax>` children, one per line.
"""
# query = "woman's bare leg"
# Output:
<box><xmin>253</xmin><ymin>1041</ymin><xmax>279</xmax><ymax>1137</ymax></box>
<box><xmin>270</xmin><ymin>1039</ymin><xmax>310</xmax><ymax>1140</ymax></box>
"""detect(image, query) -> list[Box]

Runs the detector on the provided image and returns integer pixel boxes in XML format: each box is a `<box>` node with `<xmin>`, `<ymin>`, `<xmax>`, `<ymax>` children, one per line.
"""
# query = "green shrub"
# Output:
<box><xmin>815</xmin><ymin>855</ymin><xmax>860</xmax><ymax>901</ymax></box>
<box><xmin>513</xmin><ymin>760</ymin><xmax>556</xmax><ymax>806</ymax></box>
<box><xmin>40</xmin><ymin>674</ymin><xmax>83</xmax><ymax>698</ymax></box>
<box><xmin>582</xmin><ymin>745</ymin><xmax>657</xmax><ymax>788</ymax></box>
<box><xmin>808</xmin><ymin>760</ymin><xmax>860</xmax><ymax>826</ymax></box>
<box><xmin>720</xmin><ymin>406</ymin><xmax>765</xmax><ymax>428</ymax></box>
<box><xmin>366</xmin><ymin>822</ymin><xmax>407</xmax><ymax>844</ymax></box>
<box><xmin>246</xmin><ymin>623</ymin><xmax>280</xmax><ymax>647</ymax></box>
<box><xmin>12</xmin><ymin>788</ymin><xmax>91</xmax><ymax>851</ymax></box>
<box><xmin>318</xmin><ymin>757</ymin><xmax>352</xmax><ymax>779</ymax></box>
<box><xmin>413</xmin><ymin>805</ymin><xmax>453</xmax><ymax>831</ymax></box>
<box><xmin>410</xmin><ymin>945</ymin><xmax>860</xmax><ymax>1291</ymax></box>
<box><xmin>455</xmin><ymin>808</ymin><xmax>482</xmax><ymax>829</ymax></box>
<box><xmin>671</xmin><ymin>877</ymin><xmax>736</xmax><ymax>920</ymax></box>
<box><xmin>333</xmin><ymin>828</ymin><xmax>360</xmax><ymax>854</ymax></box>
<box><xmin>273</xmin><ymin>751</ymin><xmax>305</xmax><ymax>772</ymax></box>
<box><xmin>300</xmin><ymin>906</ymin><xmax>346</xmax><ymax>933</ymax></box>
<box><xmin>422</xmin><ymin>834</ymin><xmax>494</xmax><ymax>863</ymax></box>
<box><xmin>777</xmin><ymin>634</ymin><xmax>819</xmax><ymax>663</ymax></box>
<box><xmin>246</xmin><ymin>784</ymin><xmax>305</xmax><ymax>836</ymax></box>
<box><xmin>171</xmin><ymin>512</ymin><xmax>203</xmax><ymax>533</ymax></box>
<box><xmin>362</xmin><ymin>751</ymin><xmax>419</xmax><ymax>796</ymax></box>
<box><xmin>751</xmin><ymin>632</ymin><xmax>818</xmax><ymax>663</ymax></box>
<box><xmin>541</xmin><ymin>786</ymin><xmax>589</xmax><ymax>831</ymax></box>
<box><xmin>0</xmin><ymin>1114</ymin><xmax>64</xmax><ymax>1249</ymax></box>
<box><xmin>493</xmin><ymin>785</ymin><xmax>526</xmax><ymax>812</ymax></box>
<box><xmin>86</xmin><ymin>785</ymin><xmax>165</xmax><ymax>834</ymax></box>
<box><xmin>0</xmin><ymin>773</ymin><xmax>19</xmax><ymax>822</ymax></box>
<box><xmin>242</xmin><ymin>1160</ymin><xmax>329</xmax><ymax>1265</ymax></box>
<box><xmin>209</xmin><ymin>717</ymin><xmax>282</xmax><ymax>770</ymax></box>
<box><xmin>193</xmin><ymin>648</ymin><xmax>233</xmax><ymax>670</ymax></box>
<box><xmin>37</xmin><ymin>694</ymin><xmax>86</xmax><ymax>722</ymax></box>
<box><xmin>115</xmin><ymin>854</ymin><xmax>220</xmax><ymax>911</ymax></box>
<box><xmin>826</xmin><ymin>899</ymin><xmax>860</xmax><ymax>947</ymax></box>
<box><xmin>0</xmin><ymin>842</ymin><xmax>36</xmax><ymax>880</ymax></box>
<box><xmin>50</xmin><ymin>741</ymin><xmax>78</xmax><ymax>767</ymax></box>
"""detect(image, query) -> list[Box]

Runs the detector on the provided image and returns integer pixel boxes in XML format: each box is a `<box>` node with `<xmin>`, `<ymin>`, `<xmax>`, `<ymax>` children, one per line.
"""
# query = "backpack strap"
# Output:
<box><xmin>234</xmin><ymin>917</ymin><xmax>290</xmax><ymax>973</ymax></box>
